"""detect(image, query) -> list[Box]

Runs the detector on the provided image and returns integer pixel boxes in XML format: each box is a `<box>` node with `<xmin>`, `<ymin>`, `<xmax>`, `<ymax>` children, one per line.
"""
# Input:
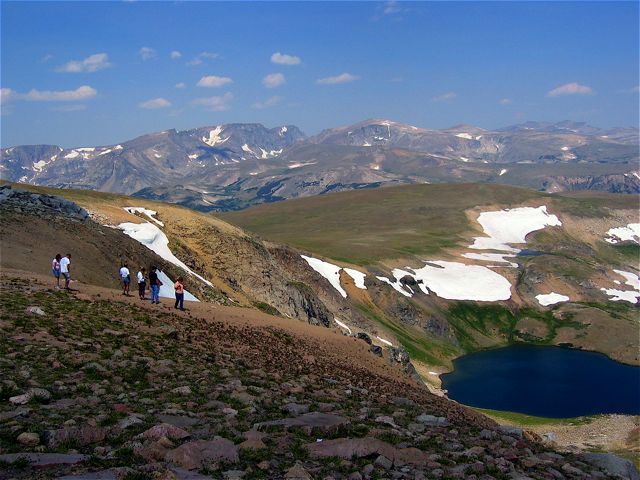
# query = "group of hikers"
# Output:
<box><xmin>51</xmin><ymin>254</ymin><xmax>186</xmax><ymax>310</ymax></box>
<box><xmin>118</xmin><ymin>263</ymin><xmax>185</xmax><ymax>310</ymax></box>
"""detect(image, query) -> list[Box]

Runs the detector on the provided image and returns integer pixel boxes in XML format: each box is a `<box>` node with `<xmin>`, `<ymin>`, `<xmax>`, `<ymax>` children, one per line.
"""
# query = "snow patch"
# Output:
<box><xmin>459</xmin><ymin>157</ymin><xmax>469</xmax><ymax>162</ymax></box>
<box><xmin>344</xmin><ymin>268</ymin><xmax>367</xmax><ymax>290</ymax></box>
<box><xmin>188</xmin><ymin>154</ymin><xmax>198</xmax><ymax>160</ymax></box>
<box><xmin>461</xmin><ymin>252</ymin><xmax>517</xmax><ymax>267</ymax></box>
<box><xmin>76</xmin><ymin>147</ymin><xmax>95</xmax><ymax>152</ymax></box>
<box><xmin>376</xmin><ymin>336</ymin><xmax>393</xmax><ymax>347</ymax></box>
<box><xmin>156</xmin><ymin>271</ymin><xmax>199</xmax><ymax>302</ymax></box>
<box><xmin>279</xmin><ymin>126</ymin><xmax>288</xmax><ymax>136</ymax></box>
<box><xmin>64</xmin><ymin>150</ymin><xmax>80</xmax><ymax>159</ymax></box>
<box><xmin>605</xmin><ymin>224</ymin><xmax>640</xmax><ymax>244</ymax></box>
<box><xmin>561</xmin><ymin>146</ymin><xmax>569</xmax><ymax>151</ymax></box>
<box><xmin>301</xmin><ymin>255</ymin><xmax>347</xmax><ymax>298</ymax></box>
<box><xmin>202</xmin><ymin>126</ymin><xmax>230</xmax><ymax>147</ymax></box>
<box><xmin>455</xmin><ymin>133</ymin><xmax>473</xmax><ymax>140</ymax></box>
<box><xmin>118</xmin><ymin>220</ymin><xmax>213</xmax><ymax>289</ymax></box>
<box><xmin>376</xmin><ymin>276</ymin><xmax>412</xmax><ymax>297</ymax></box>
<box><xmin>98</xmin><ymin>149</ymin><xmax>112</xmax><ymax>156</ymax></box>
<box><xmin>536</xmin><ymin>292</ymin><xmax>570</xmax><ymax>306</ymax></box>
<box><xmin>470</xmin><ymin>206</ymin><xmax>562</xmax><ymax>252</ymax></box>
<box><xmin>334</xmin><ymin>318</ymin><xmax>352</xmax><ymax>335</ymax></box>
<box><xmin>241</xmin><ymin>144</ymin><xmax>254</xmax><ymax>154</ymax></box>
<box><xmin>114</xmin><ymin>145</ymin><xmax>123</xmax><ymax>150</ymax></box>
<box><xmin>499</xmin><ymin>169</ymin><xmax>507</xmax><ymax>176</ymax></box>
<box><xmin>288</xmin><ymin>162</ymin><xmax>317</xmax><ymax>169</ymax></box>
<box><xmin>600</xmin><ymin>288</ymin><xmax>639</xmax><ymax>304</ymax></box>
<box><xmin>123</xmin><ymin>207</ymin><xmax>164</xmax><ymax>227</ymax></box>
<box><xmin>613</xmin><ymin>269</ymin><xmax>640</xmax><ymax>291</ymax></box>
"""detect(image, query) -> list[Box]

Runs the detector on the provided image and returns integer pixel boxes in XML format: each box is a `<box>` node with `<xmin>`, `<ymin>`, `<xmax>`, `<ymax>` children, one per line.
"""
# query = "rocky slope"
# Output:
<box><xmin>1</xmin><ymin>120</ymin><xmax>637</xmax><ymax>212</ymax></box>
<box><xmin>1</xmin><ymin>274</ymin><xmax>638</xmax><ymax>479</ymax></box>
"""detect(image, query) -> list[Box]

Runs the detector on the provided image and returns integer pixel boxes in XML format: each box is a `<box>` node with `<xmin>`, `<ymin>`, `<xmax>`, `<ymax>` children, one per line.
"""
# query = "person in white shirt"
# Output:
<box><xmin>60</xmin><ymin>254</ymin><xmax>71</xmax><ymax>290</ymax></box>
<box><xmin>119</xmin><ymin>263</ymin><xmax>131</xmax><ymax>296</ymax></box>
<box><xmin>136</xmin><ymin>267</ymin><xmax>147</xmax><ymax>300</ymax></box>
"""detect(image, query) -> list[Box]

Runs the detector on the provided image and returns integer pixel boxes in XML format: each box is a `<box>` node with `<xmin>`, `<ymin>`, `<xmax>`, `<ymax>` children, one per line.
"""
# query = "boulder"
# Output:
<box><xmin>45</xmin><ymin>425</ymin><xmax>108</xmax><ymax>448</ymax></box>
<box><xmin>255</xmin><ymin>412</ymin><xmax>349</xmax><ymax>435</ymax></box>
<box><xmin>0</xmin><ymin>453</ymin><xmax>88</xmax><ymax>467</ymax></box>
<box><xmin>9</xmin><ymin>387</ymin><xmax>51</xmax><ymax>405</ymax></box>
<box><xmin>580</xmin><ymin>452</ymin><xmax>640</xmax><ymax>480</ymax></box>
<box><xmin>284</xmin><ymin>461</ymin><xmax>314</xmax><ymax>479</ymax></box>
<box><xmin>17</xmin><ymin>432</ymin><xmax>40</xmax><ymax>446</ymax></box>
<box><xmin>306</xmin><ymin>437</ymin><xmax>430</xmax><ymax>467</ymax></box>
<box><xmin>165</xmin><ymin>438</ymin><xmax>239</xmax><ymax>470</ymax></box>
<box><xmin>140</xmin><ymin>423</ymin><xmax>191</xmax><ymax>441</ymax></box>
<box><xmin>356</xmin><ymin>333</ymin><xmax>372</xmax><ymax>345</ymax></box>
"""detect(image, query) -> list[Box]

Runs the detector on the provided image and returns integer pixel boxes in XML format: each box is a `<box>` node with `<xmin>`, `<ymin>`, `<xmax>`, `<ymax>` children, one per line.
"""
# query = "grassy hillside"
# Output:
<box><xmin>221</xmin><ymin>183</ymin><xmax>637</xmax><ymax>265</ymax></box>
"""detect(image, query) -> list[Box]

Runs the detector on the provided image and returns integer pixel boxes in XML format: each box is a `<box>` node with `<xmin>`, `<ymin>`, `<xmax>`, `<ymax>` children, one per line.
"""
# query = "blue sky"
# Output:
<box><xmin>1</xmin><ymin>1</ymin><xmax>638</xmax><ymax>147</ymax></box>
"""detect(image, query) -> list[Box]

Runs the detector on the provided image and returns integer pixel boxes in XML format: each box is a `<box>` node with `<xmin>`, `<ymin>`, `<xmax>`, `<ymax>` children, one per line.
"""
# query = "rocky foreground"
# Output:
<box><xmin>0</xmin><ymin>276</ymin><xmax>638</xmax><ymax>480</ymax></box>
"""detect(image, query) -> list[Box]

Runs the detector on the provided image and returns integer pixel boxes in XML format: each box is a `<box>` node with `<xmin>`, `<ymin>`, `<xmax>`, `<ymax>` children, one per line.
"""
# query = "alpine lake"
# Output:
<box><xmin>440</xmin><ymin>344</ymin><xmax>640</xmax><ymax>418</ymax></box>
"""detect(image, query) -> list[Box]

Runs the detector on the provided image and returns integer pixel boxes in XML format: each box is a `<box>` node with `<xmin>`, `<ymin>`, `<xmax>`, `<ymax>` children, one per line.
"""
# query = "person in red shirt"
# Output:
<box><xmin>174</xmin><ymin>276</ymin><xmax>185</xmax><ymax>311</ymax></box>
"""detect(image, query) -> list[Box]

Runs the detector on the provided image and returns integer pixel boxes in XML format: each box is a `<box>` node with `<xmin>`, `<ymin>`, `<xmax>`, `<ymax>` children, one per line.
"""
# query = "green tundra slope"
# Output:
<box><xmin>222</xmin><ymin>183</ymin><xmax>639</xmax><ymax>369</ymax></box>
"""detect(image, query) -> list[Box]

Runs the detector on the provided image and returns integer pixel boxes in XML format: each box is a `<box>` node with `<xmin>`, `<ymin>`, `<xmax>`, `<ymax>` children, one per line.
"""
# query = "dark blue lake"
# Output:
<box><xmin>441</xmin><ymin>345</ymin><xmax>640</xmax><ymax>418</ymax></box>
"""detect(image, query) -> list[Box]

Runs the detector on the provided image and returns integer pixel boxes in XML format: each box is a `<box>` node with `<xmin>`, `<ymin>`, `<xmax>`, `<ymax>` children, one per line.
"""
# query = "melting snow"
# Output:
<box><xmin>118</xmin><ymin>219</ymin><xmax>213</xmax><ymax>289</ymax></box>
<box><xmin>459</xmin><ymin>157</ymin><xmax>469</xmax><ymax>162</ymax></box>
<box><xmin>279</xmin><ymin>126</ymin><xmax>288</xmax><ymax>136</ymax></box>
<box><xmin>123</xmin><ymin>207</ymin><xmax>164</xmax><ymax>227</ymax></box>
<box><xmin>202</xmin><ymin>126</ymin><xmax>230</xmax><ymax>147</ymax></box>
<box><xmin>362</xmin><ymin>142</ymin><xmax>372</xmax><ymax>147</ymax></box>
<box><xmin>376</xmin><ymin>276</ymin><xmax>412</xmax><ymax>297</ymax></box>
<box><xmin>188</xmin><ymin>154</ymin><xmax>198</xmax><ymax>160</ymax></box>
<box><xmin>600</xmin><ymin>288</ymin><xmax>639</xmax><ymax>304</ymax></box>
<box><xmin>470</xmin><ymin>206</ymin><xmax>561</xmax><ymax>252</ymax></box>
<box><xmin>376</xmin><ymin>336</ymin><xmax>393</xmax><ymax>347</ymax></box>
<box><xmin>614</xmin><ymin>269</ymin><xmax>640</xmax><ymax>290</ymax></box>
<box><xmin>114</xmin><ymin>145</ymin><xmax>123</xmax><ymax>150</ymax></box>
<box><xmin>344</xmin><ymin>268</ymin><xmax>367</xmax><ymax>290</ymax></box>
<box><xmin>536</xmin><ymin>292</ymin><xmax>570</xmax><ymax>306</ymax></box>
<box><xmin>241</xmin><ymin>144</ymin><xmax>255</xmax><ymax>154</ymax></box>
<box><xmin>455</xmin><ymin>133</ymin><xmax>473</xmax><ymax>140</ymax></box>
<box><xmin>461</xmin><ymin>252</ymin><xmax>517</xmax><ymax>267</ymax></box>
<box><xmin>561</xmin><ymin>146</ymin><xmax>569</xmax><ymax>151</ymax></box>
<box><xmin>301</xmin><ymin>255</ymin><xmax>347</xmax><ymax>298</ymax></box>
<box><xmin>288</xmin><ymin>162</ymin><xmax>317</xmax><ymax>169</ymax></box>
<box><xmin>475</xmin><ymin>135</ymin><xmax>482</xmax><ymax>140</ymax></box>
<box><xmin>98</xmin><ymin>149</ymin><xmax>112</xmax><ymax>156</ymax></box>
<box><xmin>605</xmin><ymin>224</ymin><xmax>640</xmax><ymax>244</ymax></box>
<box><xmin>64</xmin><ymin>150</ymin><xmax>80</xmax><ymax>159</ymax></box>
<box><xmin>334</xmin><ymin>318</ymin><xmax>352</xmax><ymax>334</ymax></box>
<box><xmin>76</xmin><ymin>147</ymin><xmax>95</xmax><ymax>152</ymax></box>
<box><xmin>157</xmin><ymin>271</ymin><xmax>199</xmax><ymax>301</ymax></box>
<box><xmin>499</xmin><ymin>169</ymin><xmax>507</xmax><ymax>176</ymax></box>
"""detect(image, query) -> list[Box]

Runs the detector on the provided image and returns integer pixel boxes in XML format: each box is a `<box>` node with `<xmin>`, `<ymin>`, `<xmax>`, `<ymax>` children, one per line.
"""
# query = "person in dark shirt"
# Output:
<box><xmin>149</xmin><ymin>266</ymin><xmax>161</xmax><ymax>304</ymax></box>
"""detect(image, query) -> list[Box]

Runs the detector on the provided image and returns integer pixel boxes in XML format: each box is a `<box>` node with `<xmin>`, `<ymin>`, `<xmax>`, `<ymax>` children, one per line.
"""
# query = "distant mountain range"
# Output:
<box><xmin>2</xmin><ymin>119</ymin><xmax>638</xmax><ymax>211</ymax></box>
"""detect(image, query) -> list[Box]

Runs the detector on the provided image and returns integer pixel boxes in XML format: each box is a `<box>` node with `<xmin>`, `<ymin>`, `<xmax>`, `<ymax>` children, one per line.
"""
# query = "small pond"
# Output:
<box><xmin>440</xmin><ymin>345</ymin><xmax>640</xmax><ymax>418</ymax></box>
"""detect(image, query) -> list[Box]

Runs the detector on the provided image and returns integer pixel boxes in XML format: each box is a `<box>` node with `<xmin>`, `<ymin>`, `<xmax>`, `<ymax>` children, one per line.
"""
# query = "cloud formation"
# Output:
<box><xmin>271</xmin><ymin>52</ymin><xmax>301</xmax><ymax>65</ymax></box>
<box><xmin>383</xmin><ymin>1</ymin><xmax>401</xmax><ymax>15</ymax></box>
<box><xmin>547</xmin><ymin>82</ymin><xmax>593</xmax><ymax>97</ymax></box>
<box><xmin>252</xmin><ymin>96</ymin><xmax>283</xmax><ymax>109</ymax></box>
<box><xmin>139</xmin><ymin>97</ymin><xmax>172</xmax><ymax>109</ymax></box>
<box><xmin>139</xmin><ymin>47</ymin><xmax>157</xmax><ymax>61</ymax></box>
<box><xmin>317</xmin><ymin>73</ymin><xmax>359</xmax><ymax>85</ymax></box>
<box><xmin>431</xmin><ymin>92</ymin><xmax>457</xmax><ymax>102</ymax></box>
<box><xmin>192</xmin><ymin>92</ymin><xmax>233</xmax><ymax>111</ymax></box>
<box><xmin>1</xmin><ymin>88</ymin><xmax>16</xmax><ymax>104</ymax></box>
<box><xmin>175</xmin><ymin>82</ymin><xmax>186</xmax><ymax>89</ymax></box>
<box><xmin>170</xmin><ymin>51</ymin><xmax>182</xmax><ymax>60</ymax></box>
<box><xmin>499</xmin><ymin>98</ymin><xmax>512</xmax><ymax>105</ymax></box>
<box><xmin>23</xmin><ymin>86</ymin><xmax>97</xmax><ymax>102</ymax></box>
<box><xmin>263</xmin><ymin>73</ymin><xmax>286</xmax><ymax>88</ymax></box>
<box><xmin>56</xmin><ymin>53</ymin><xmax>112</xmax><ymax>73</ymax></box>
<box><xmin>197</xmin><ymin>75</ymin><xmax>233</xmax><ymax>88</ymax></box>
<box><xmin>187</xmin><ymin>52</ymin><xmax>219</xmax><ymax>66</ymax></box>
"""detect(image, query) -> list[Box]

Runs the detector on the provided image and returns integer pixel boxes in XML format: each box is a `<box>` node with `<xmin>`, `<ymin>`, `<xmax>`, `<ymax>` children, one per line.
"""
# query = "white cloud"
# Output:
<box><xmin>187</xmin><ymin>51</ymin><xmax>219</xmax><ymax>66</ymax></box>
<box><xmin>271</xmin><ymin>52</ymin><xmax>301</xmax><ymax>65</ymax></box>
<box><xmin>631</xmin><ymin>85</ymin><xmax>640</xmax><ymax>93</ymax></box>
<box><xmin>499</xmin><ymin>98</ymin><xmax>512</xmax><ymax>105</ymax></box>
<box><xmin>170</xmin><ymin>51</ymin><xmax>182</xmax><ymax>60</ymax></box>
<box><xmin>432</xmin><ymin>92</ymin><xmax>457</xmax><ymax>102</ymax></box>
<box><xmin>41</xmin><ymin>54</ymin><xmax>54</xmax><ymax>63</ymax></box>
<box><xmin>51</xmin><ymin>104</ymin><xmax>87</xmax><ymax>112</ymax></box>
<box><xmin>252</xmin><ymin>95</ymin><xmax>283</xmax><ymax>109</ymax></box>
<box><xmin>139</xmin><ymin>47</ymin><xmax>157</xmax><ymax>61</ymax></box>
<box><xmin>197</xmin><ymin>75</ymin><xmax>233</xmax><ymax>88</ymax></box>
<box><xmin>547</xmin><ymin>82</ymin><xmax>594</xmax><ymax>97</ymax></box>
<box><xmin>139</xmin><ymin>97</ymin><xmax>172</xmax><ymax>109</ymax></box>
<box><xmin>192</xmin><ymin>92</ymin><xmax>233</xmax><ymax>111</ymax></box>
<box><xmin>1</xmin><ymin>88</ymin><xmax>16</xmax><ymax>104</ymax></box>
<box><xmin>23</xmin><ymin>85</ymin><xmax>97</xmax><ymax>102</ymax></box>
<box><xmin>175</xmin><ymin>82</ymin><xmax>186</xmax><ymax>89</ymax></box>
<box><xmin>263</xmin><ymin>73</ymin><xmax>286</xmax><ymax>88</ymax></box>
<box><xmin>56</xmin><ymin>53</ymin><xmax>112</xmax><ymax>73</ymax></box>
<box><xmin>316</xmin><ymin>73</ymin><xmax>359</xmax><ymax>85</ymax></box>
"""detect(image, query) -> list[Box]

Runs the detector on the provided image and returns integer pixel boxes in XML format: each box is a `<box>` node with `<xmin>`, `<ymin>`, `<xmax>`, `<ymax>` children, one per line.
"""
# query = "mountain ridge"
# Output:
<box><xmin>2</xmin><ymin>119</ymin><xmax>638</xmax><ymax>211</ymax></box>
